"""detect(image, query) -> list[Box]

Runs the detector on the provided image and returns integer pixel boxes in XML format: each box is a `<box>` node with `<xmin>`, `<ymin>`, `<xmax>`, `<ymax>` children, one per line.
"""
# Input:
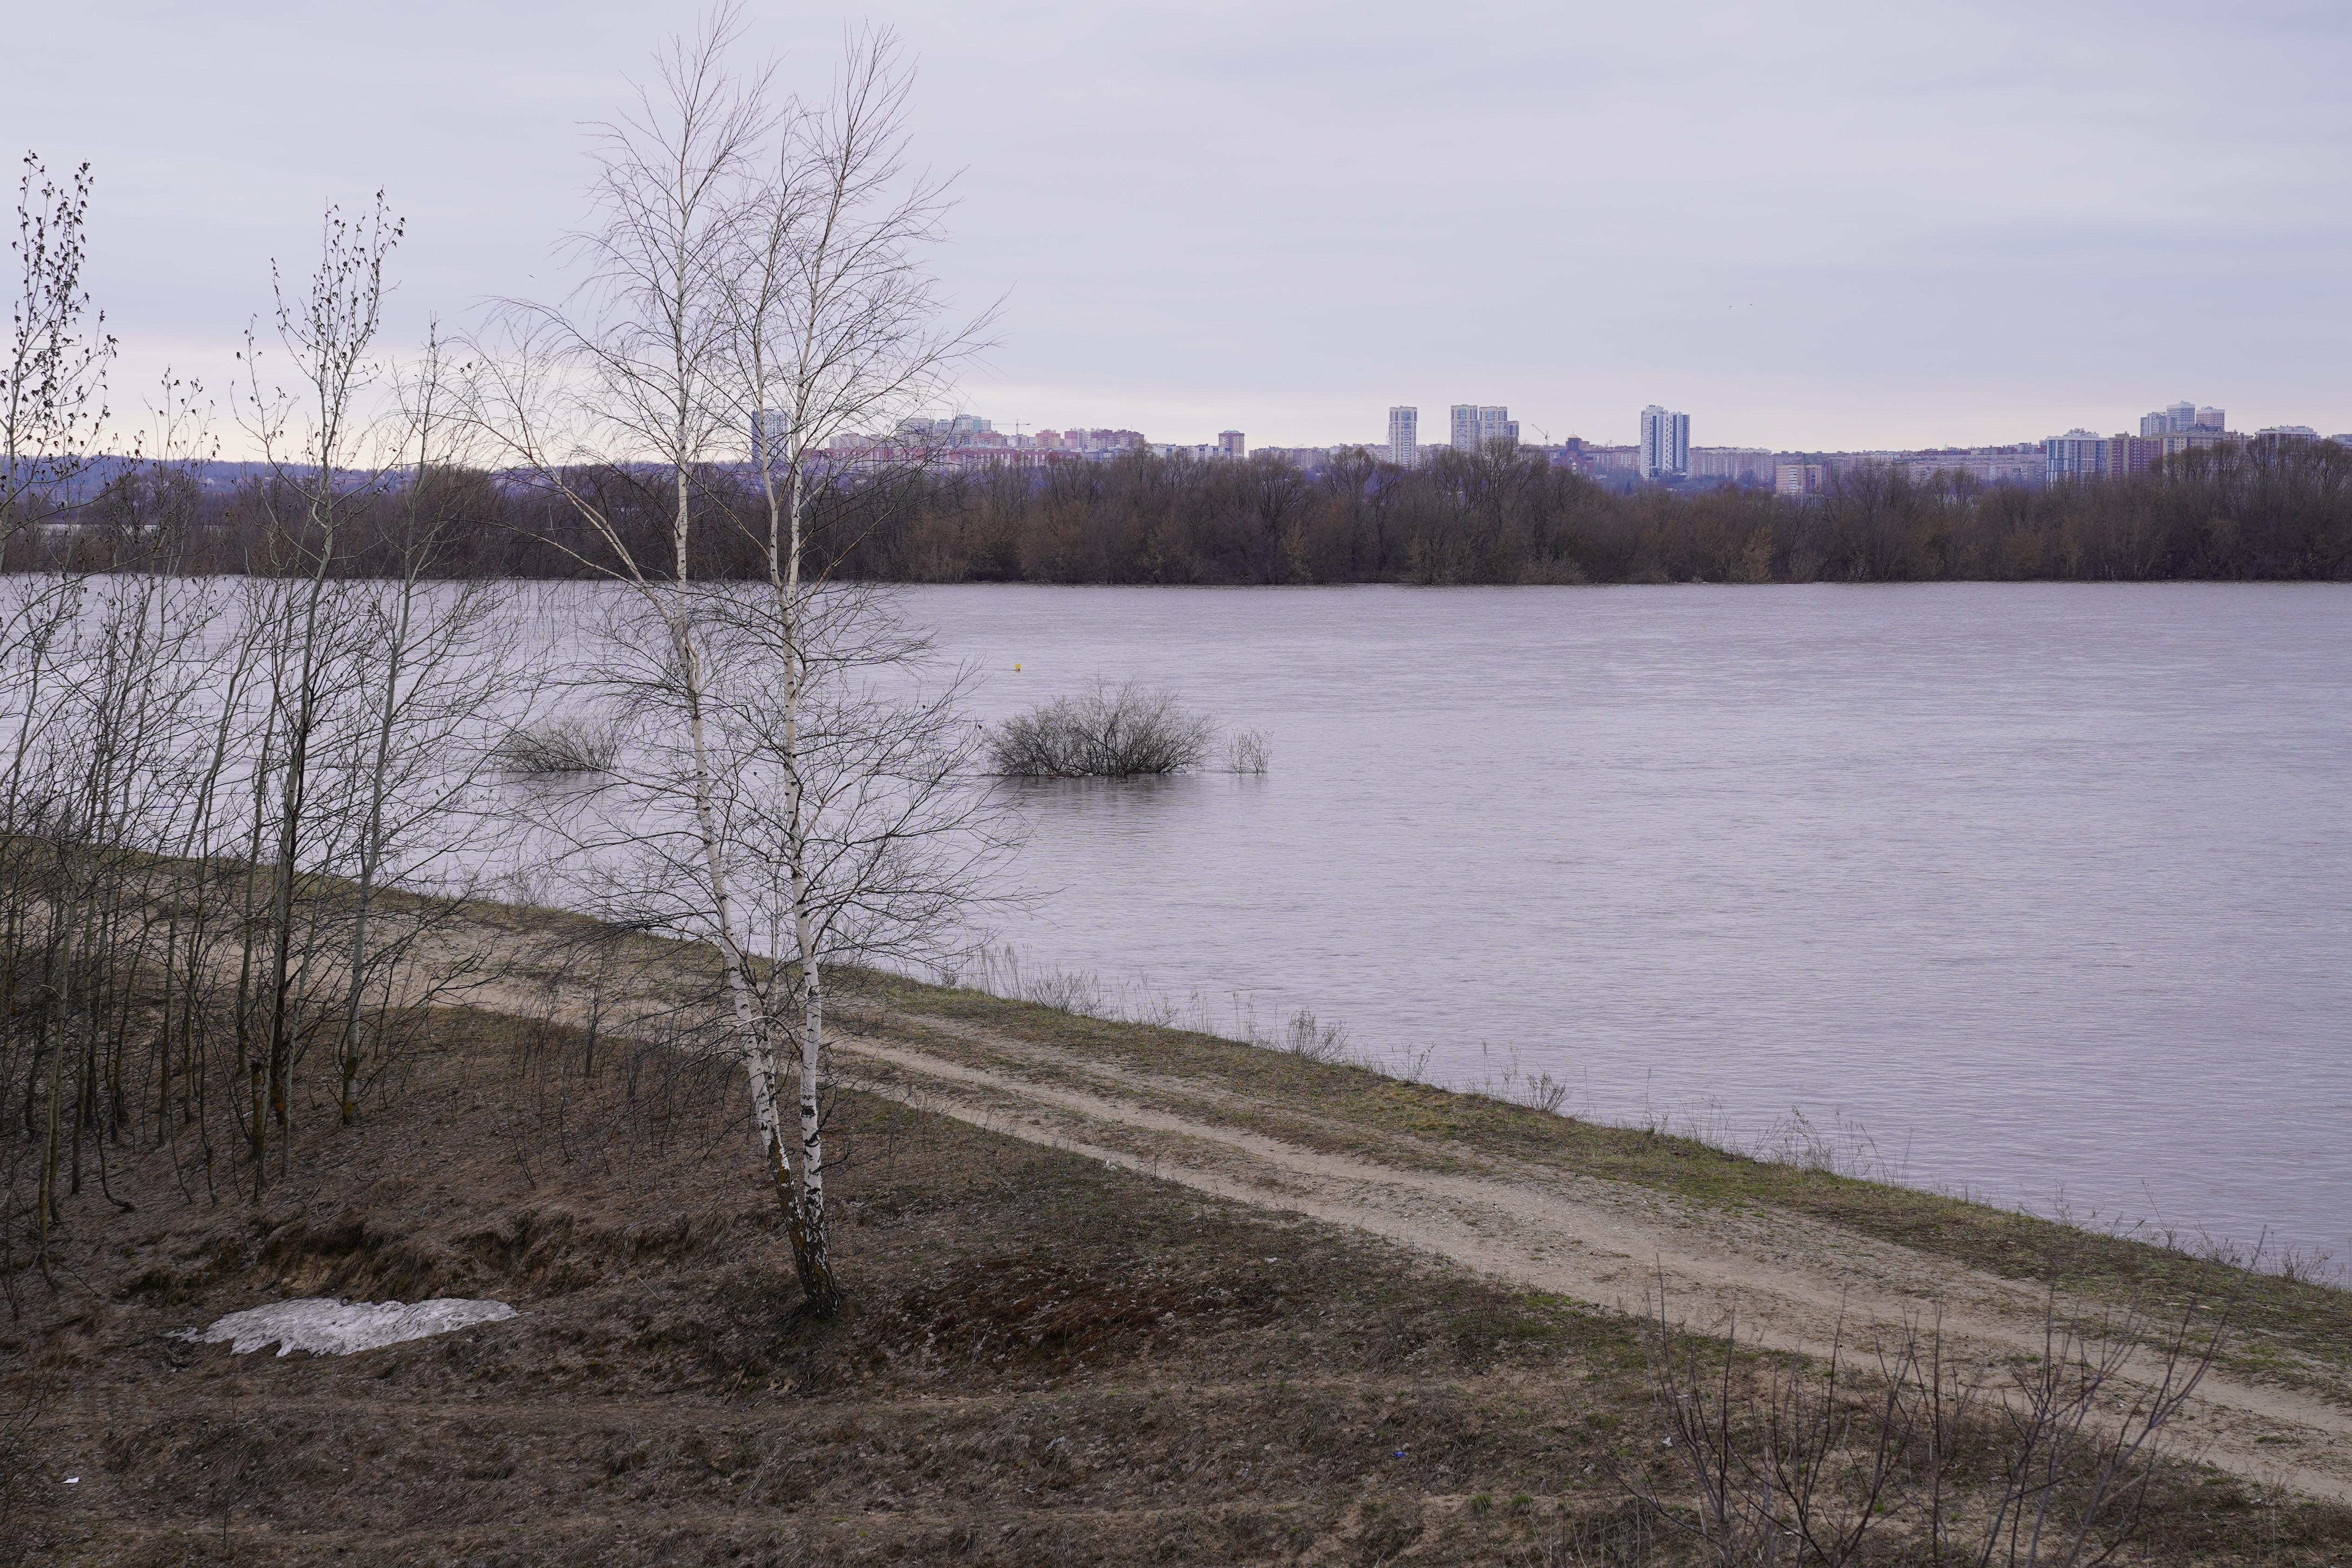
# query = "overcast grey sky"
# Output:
<box><xmin>15</xmin><ymin>0</ymin><xmax>2352</xmax><ymax>453</ymax></box>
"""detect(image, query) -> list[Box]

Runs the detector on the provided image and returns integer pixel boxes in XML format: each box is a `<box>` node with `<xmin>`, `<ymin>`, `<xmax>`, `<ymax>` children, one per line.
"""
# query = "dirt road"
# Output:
<box><xmin>826</xmin><ymin>1005</ymin><xmax>2352</xmax><ymax>1506</ymax></box>
<box><xmin>442</xmin><ymin>914</ymin><xmax>2351</xmax><ymax>1505</ymax></box>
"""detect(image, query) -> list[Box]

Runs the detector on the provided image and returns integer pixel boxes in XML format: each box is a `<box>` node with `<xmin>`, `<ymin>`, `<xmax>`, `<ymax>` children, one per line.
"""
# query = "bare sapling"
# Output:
<box><xmin>0</xmin><ymin>152</ymin><xmax>117</xmax><ymax>1286</ymax></box>
<box><xmin>229</xmin><ymin>204</ymin><xmax>523</xmax><ymax>1169</ymax></box>
<box><xmin>328</xmin><ymin>330</ymin><xmax>529</xmax><ymax>1128</ymax></box>
<box><xmin>466</xmin><ymin>5</ymin><xmax>789</xmax><ymax>1291</ymax></box>
<box><xmin>1</xmin><ymin>152</ymin><xmax>112</xmax><ymax>561</ymax></box>
<box><xmin>234</xmin><ymin>197</ymin><xmax>409</xmax><ymax>1186</ymax></box>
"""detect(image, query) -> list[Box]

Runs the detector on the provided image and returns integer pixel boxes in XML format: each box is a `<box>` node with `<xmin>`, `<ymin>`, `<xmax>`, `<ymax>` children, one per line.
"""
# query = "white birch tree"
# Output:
<box><xmin>469</xmin><ymin>13</ymin><xmax>1000</xmax><ymax>1315</ymax></box>
<box><xmin>707</xmin><ymin>23</ymin><xmax>993</xmax><ymax>1313</ymax></box>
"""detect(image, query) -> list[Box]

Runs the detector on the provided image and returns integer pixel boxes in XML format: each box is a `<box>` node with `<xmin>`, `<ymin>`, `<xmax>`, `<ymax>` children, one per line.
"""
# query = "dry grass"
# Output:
<box><xmin>4</xmin><ymin>1000</ymin><xmax>2345</xmax><ymax>1564</ymax></box>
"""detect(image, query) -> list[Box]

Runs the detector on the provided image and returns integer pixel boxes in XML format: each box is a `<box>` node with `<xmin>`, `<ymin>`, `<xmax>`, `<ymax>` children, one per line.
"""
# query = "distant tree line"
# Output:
<box><xmin>16</xmin><ymin>436</ymin><xmax>2351</xmax><ymax>584</ymax></box>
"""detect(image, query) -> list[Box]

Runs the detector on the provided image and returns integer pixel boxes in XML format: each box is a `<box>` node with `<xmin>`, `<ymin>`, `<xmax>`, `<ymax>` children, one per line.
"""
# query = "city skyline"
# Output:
<box><xmin>845</xmin><ymin>388</ymin><xmax>2352</xmax><ymax>502</ymax></box>
<box><xmin>9</xmin><ymin>1</ymin><xmax>2352</xmax><ymax>458</ymax></box>
<box><xmin>942</xmin><ymin>392</ymin><xmax>2342</xmax><ymax>465</ymax></box>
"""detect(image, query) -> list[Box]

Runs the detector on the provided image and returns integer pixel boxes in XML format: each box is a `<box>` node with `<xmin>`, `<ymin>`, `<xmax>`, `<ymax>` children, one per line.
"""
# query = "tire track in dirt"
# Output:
<box><xmin>833</xmin><ymin>1027</ymin><xmax>2352</xmax><ymax>1505</ymax></box>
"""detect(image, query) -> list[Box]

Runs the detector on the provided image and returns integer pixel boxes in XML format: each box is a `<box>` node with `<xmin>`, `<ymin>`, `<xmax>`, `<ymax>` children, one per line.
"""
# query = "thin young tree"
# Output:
<box><xmin>708</xmin><ymin>22</ymin><xmax>991</xmax><ymax>1311</ymax></box>
<box><xmin>235</xmin><ymin>197</ymin><xmax>407</xmax><ymax>1185</ymax></box>
<box><xmin>465</xmin><ymin>5</ymin><xmax>806</xmax><ymax>1281</ymax></box>
<box><xmin>470</xmin><ymin>12</ymin><xmax>1000</xmax><ymax>1315</ymax></box>
<box><xmin>1</xmin><ymin>152</ymin><xmax>111</xmax><ymax>555</ymax></box>
<box><xmin>328</xmin><ymin>331</ymin><xmax>523</xmax><ymax>1127</ymax></box>
<box><xmin>0</xmin><ymin>152</ymin><xmax>113</xmax><ymax>1287</ymax></box>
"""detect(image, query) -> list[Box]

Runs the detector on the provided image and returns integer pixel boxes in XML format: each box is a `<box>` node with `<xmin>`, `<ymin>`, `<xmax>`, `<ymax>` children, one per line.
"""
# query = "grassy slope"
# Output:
<box><xmin>6</xmin><ymin>976</ymin><xmax>2344</xmax><ymax>1563</ymax></box>
<box><xmin>8</xmin><ymin>1006</ymin><xmax>1672</xmax><ymax>1565</ymax></box>
<box><xmin>843</xmin><ymin>971</ymin><xmax>2352</xmax><ymax>1398</ymax></box>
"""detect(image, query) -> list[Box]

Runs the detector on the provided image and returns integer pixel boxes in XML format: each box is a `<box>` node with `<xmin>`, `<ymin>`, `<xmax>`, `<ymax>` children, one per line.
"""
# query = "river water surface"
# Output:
<box><xmin>889</xmin><ymin>582</ymin><xmax>2350</xmax><ymax>1267</ymax></box>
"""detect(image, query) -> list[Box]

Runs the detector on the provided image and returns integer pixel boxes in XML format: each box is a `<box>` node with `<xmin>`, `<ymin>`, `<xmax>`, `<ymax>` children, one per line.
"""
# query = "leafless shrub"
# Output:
<box><xmin>2275</xmin><ymin>1246</ymin><xmax>2341</xmax><ymax>1287</ymax></box>
<box><xmin>1223</xmin><ymin>726</ymin><xmax>1271</xmax><ymax>774</ymax></box>
<box><xmin>1467</xmin><ymin>1043</ymin><xmax>1573</xmax><ymax>1115</ymax></box>
<box><xmin>1276</xmin><ymin>1007</ymin><xmax>1351</xmax><ymax>1065</ymax></box>
<box><xmin>1531</xmin><ymin>1503</ymin><xmax>1655</xmax><ymax>1567</ymax></box>
<box><xmin>495</xmin><ymin>716</ymin><xmax>619</xmax><ymax>777</ymax></box>
<box><xmin>990</xmin><ymin>681</ymin><xmax>1212</xmax><ymax>777</ymax></box>
<box><xmin>1620</xmin><ymin>1276</ymin><xmax>2234</xmax><ymax>1567</ymax></box>
<box><xmin>0</xmin><ymin>1385</ymin><xmax>55</xmax><ymax>1565</ymax></box>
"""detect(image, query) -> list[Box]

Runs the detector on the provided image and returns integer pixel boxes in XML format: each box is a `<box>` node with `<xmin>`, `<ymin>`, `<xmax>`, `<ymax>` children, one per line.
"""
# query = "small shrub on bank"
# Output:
<box><xmin>990</xmin><ymin>682</ymin><xmax>1213</xmax><ymax>777</ymax></box>
<box><xmin>495</xmin><ymin>717</ymin><xmax>620</xmax><ymax>777</ymax></box>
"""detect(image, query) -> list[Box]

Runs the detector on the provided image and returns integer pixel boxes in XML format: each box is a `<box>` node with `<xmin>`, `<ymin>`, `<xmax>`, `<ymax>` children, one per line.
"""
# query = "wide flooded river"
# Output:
<box><xmin>891</xmin><ymin>582</ymin><xmax>2350</xmax><ymax>1267</ymax></box>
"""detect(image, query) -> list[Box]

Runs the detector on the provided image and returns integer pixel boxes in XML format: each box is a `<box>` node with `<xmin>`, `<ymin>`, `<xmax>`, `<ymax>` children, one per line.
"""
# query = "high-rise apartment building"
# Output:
<box><xmin>752</xmin><ymin>408</ymin><xmax>786</xmax><ymax>469</ymax></box>
<box><xmin>2139</xmin><ymin>402</ymin><xmax>2226</xmax><ymax>437</ymax></box>
<box><xmin>1450</xmin><ymin>405</ymin><xmax>1511</xmax><ymax>452</ymax></box>
<box><xmin>1639</xmin><ymin>406</ymin><xmax>1690</xmax><ymax>478</ymax></box>
<box><xmin>1387</xmin><ymin>406</ymin><xmax>1418</xmax><ymax>466</ymax></box>
<box><xmin>2045</xmin><ymin>429</ymin><xmax>2110</xmax><ymax>482</ymax></box>
<box><xmin>1216</xmin><ymin>430</ymin><xmax>1245</xmax><ymax>458</ymax></box>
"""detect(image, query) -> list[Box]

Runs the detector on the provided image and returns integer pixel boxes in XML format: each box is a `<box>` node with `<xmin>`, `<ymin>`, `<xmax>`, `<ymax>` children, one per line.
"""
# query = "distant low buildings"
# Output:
<box><xmin>1581</xmin><ymin>445</ymin><xmax>1642</xmax><ymax>479</ymax></box>
<box><xmin>1895</xmin><ymin>447</ymin><xmax>2046</xmax><ymax>486</ymax></box>
<box><xmin>1688</xmin><ymin>447</ymin><xmax>1774</xmax><ymax>484</ymax></box>
<box><xmin>1775</xmin><ymin>463</ymin><xmax>1827</xmax><ymax>497</ymax></box>
<box><xmin>1251</xmin><ymin>445</ymin><xmax>1350</xmax><ymax>473</ymax></box>
<box><xmin>1029</xmin><ymin>427</ymin><xmax>1145</xmax><ymax>455</ymax></box>
<box><xmin>2152</xmin><ymin>430</ymin><xmax>2240</xmax><ymax>460</ymax></box>
<box><xmin>829</xmin><ymin>418</ymin><xmax>1156</xmax><ymax>468</ymax></box>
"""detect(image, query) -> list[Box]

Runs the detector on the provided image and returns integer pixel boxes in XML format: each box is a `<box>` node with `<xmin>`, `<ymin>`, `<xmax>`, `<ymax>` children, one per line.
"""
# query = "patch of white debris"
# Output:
<box><xmin>186</xmin><ymin>1297</ymin><xmax>518</xmax><ymax>1357</ymax></box>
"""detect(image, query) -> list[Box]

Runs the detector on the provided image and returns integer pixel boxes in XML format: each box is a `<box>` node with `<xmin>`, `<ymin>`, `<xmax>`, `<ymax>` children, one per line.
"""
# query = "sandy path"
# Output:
<box><xmin>829</xmin><ymin>1018</ymin><xmax>2352</xmax><ymax>1506</ymax></box>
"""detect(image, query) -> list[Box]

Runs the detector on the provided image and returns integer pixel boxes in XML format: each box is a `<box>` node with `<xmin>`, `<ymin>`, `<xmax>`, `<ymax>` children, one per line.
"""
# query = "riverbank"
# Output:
<box><xmin>7</xmin><ymin>898</ymin><xmax>2352</xmax><ymax>1562</ymax></box>
<box><xmin>839</xmin><ymin>970</ymin><xmax>2352</xmax><ymax>1400</ymax></box>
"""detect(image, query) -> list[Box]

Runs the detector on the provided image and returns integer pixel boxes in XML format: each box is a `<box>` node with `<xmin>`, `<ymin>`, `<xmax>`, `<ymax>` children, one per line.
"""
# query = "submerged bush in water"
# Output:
<box><xmin>991</xmin><ymin>682</ymin><xmax>1213</xmax><ymax>777</ymax></box>
<box><xmin>1224</xmin><ymin>727</ymin><xmax>1272</xmax><ymax>775</ymax></box>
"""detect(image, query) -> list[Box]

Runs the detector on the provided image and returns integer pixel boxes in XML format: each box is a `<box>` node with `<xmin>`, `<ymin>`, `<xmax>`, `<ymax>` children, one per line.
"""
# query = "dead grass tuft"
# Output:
<box><xmin>881</xmin><ymin>1251</ymin><xmax>1274</xmax><ymax>1368</ymax></box>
